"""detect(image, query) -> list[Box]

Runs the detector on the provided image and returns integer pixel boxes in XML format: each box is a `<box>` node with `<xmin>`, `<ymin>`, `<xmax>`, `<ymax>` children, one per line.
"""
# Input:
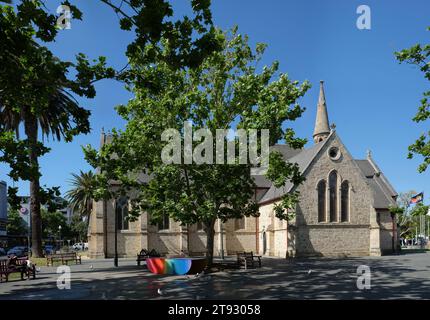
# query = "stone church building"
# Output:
<box><xmin>88</xmin><ymin>81</ymin><xmax>398</xmax><ymax>259</ymax></box>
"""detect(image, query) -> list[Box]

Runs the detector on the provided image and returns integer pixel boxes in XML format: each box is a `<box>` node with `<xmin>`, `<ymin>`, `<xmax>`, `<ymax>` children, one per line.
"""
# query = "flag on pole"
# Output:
<box><xmin>410</xmin><ymin>192</ymin><xmax>424</xmax><ymax>204</ymax></box>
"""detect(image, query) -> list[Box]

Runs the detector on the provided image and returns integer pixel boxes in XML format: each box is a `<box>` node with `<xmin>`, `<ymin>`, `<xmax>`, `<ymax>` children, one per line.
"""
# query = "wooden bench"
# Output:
<box><xmin>0</xmin><ymin>257</ymin><xmax>36</xmax><ymax>282</ymax></box>
<box><xmin>237</xmin><ymin>251</ymin><xmax>262</xmax><ymax>270</ymax></box>
<box><xmin>46</xmin><ymin>252</ymin><xmax>81</xmax><ymax>266</ymax></box>
<box><xmin>136</xmin><ymin>249</ymin><xmax>161</xmax><ymax>266</ymax></box>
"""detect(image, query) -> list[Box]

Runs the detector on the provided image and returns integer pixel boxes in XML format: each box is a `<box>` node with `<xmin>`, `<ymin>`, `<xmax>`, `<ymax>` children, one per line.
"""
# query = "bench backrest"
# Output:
<box><xmin>138</xmin><ymin>249</ymin><xmax>161</xmax><ymax>257</ymax></box>
<box><xmin>149</xmin><ymin>249</ymin><xmax>161</xmax><ymax>257</ymax></box>
<box><xmin>0</xmin><ymin>257</ymin><xmax>28</xmax><ymax>269</ymax></box>
<box><xmin>237</xmin><ymin>251</ymin><xmax>255</xmax><ymax>263</ymax></box>
<box><xmin>138</xmin><ymin>249</ymin><xmax>149</xmax><ymax>256</ymax></box>
<box><xmin>15</xmin><ymin>258</ymin><xmax>29</xmax><ymax>266</ymax></box>
<box><xmin>47</xmin><ymin>252</ymin><xmax>77</xmax><ymax>258</ymax></box>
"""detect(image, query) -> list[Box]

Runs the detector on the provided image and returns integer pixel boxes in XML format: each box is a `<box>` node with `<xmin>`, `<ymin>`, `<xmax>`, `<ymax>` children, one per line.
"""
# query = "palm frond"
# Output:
<box><xmin>65</xmin><ymin>170</ymin><xmax>96</xmax><ymax>220</ymax></box>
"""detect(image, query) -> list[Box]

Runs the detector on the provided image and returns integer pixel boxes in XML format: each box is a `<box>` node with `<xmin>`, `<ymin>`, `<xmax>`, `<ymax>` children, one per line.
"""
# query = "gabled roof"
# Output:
<box><xmin>256</xmin><ymin>133</ymin><xmax>397</xmax><ymax>210</ymax></box>
<box><xmin>253</xmin><ymin>144</ymin><xmax>303</xmax><ymax>189</ymax></box>
<box><xmin>355</xmin><ymin>158</ymin><xmax>397</xmax><ymax>209</ymax></box>
<box><xmin>257</xmin><ymin>133</ymin><xmax>333</xmax><ymax>204</ymax></box>
<box><xmin>355</xmin><ymin>160</ymin><xmax>375</xmax><ymax>178</ymax></box>
<box><xmin>270</xmin><ymin>144</ymin><xmax>302</xmax><ymax>160</ymax></box>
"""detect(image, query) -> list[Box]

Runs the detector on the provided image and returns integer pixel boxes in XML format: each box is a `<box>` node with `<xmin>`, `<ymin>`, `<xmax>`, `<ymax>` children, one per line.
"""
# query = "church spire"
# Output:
<box><xmin>313</xmin><ymin>80</ymin><xmax>330</xmax><ymax>144</ymax></box>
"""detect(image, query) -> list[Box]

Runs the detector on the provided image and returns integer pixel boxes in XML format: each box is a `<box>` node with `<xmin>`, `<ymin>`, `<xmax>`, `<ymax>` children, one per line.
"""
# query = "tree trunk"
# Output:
<box><xmin>85</xmin><ymin>201</ymin><xmax>92</xmax><ymax>241</ymax></box>
<box><xmin>86</xmin><ymin>201</ymin><xmax>92</xmax><ymax>227</ymax></box>
<box><xmin>24</xmin><ymin>113</ymin><xmax>43</xmax><ymax>258</ymax></box>
<box><xmin>204</xmin><ymin>218</ymin><xmax>216</xmax><ymax>267</ymax></box>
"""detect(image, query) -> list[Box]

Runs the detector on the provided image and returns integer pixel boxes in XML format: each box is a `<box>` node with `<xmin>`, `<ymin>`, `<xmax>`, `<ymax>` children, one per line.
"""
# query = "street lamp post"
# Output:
<box><xmin>220</xmin><ymin>221</ymin><xmax>225</xmax><ymax>260</ymax></box>
<box><xmin>114</xmin><ymin>205</ymin><xmax>118</xmax><ymax>267</ymax></box>
<box><xmin>58</xmin><ymin>225</ymin><xmax>62</xmax><ymax>251</ymax></box>
<box><xmin>21</xmin><ymin>207</ymin><xmax>31</xmax><ymax>258</ymax></box>
<box><xmin>27</xmin><ymin>213</ymin><xmax>31</xmax><ymax>257</ymax></box>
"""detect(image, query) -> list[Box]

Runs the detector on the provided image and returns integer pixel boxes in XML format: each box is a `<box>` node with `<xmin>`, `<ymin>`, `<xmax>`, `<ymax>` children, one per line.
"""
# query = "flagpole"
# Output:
<box><xmin>416</xmin><ymin>227</ymin><xmax>418</xmax><ymax>245</ymax></box>
<box><xmin>410</xmin><ymin>192</ymin><xmax>425</xmax><ymax>246</ymax></box>
<box><xmin>420</xmin><ymin>195</ymin><xmax>423</xmax><ymax>243</ymax></box>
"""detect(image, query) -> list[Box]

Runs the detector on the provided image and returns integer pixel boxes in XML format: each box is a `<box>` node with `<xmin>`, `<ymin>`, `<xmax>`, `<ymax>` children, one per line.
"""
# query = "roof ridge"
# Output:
<box><xmin>373</xmin><ymin>174</ymin><xmax>395</xmax><ymax>204</ymax></box>
<box><xmin>366</xmin><ymin>156</ymin><xmax>398</xmax><ymax>197</ymax></box>
<box><xmin>286</xmin><ymin>131</ymin><xmax>334</xmax><ymax>193</ymax></box>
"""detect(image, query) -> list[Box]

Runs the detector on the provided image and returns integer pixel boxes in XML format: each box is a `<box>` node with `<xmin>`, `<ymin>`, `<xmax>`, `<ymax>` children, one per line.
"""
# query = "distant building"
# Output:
<box><xmin>17</xmin><ymin>196</ymin><xmax>73</xmax><ymax>226</ymax></box>
<box><xmin>59</xmin><ymin>206</ymin><xmax>74</xmax><ymax>224</ymax></box>
<box><xmin>0</xmin><ymin>181</ymin><xmax>7</xmax><ymax>238</ymax></box>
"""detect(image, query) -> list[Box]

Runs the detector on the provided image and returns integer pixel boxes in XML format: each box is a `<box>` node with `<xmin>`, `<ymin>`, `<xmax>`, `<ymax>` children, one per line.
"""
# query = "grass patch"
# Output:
<box><xmin>28</xmin><ymin>257</ymin><xmax>48</xmax><ymax>267</ymax></box>
<box><xmin>3</xmin><ymin>272</ymin><xmax>25</xmax><ymax>282</ymax></box>
<box><xmin>27</xmin><ymin>251</ymin><xmax>88</xmax><ymax>267</ymax></box>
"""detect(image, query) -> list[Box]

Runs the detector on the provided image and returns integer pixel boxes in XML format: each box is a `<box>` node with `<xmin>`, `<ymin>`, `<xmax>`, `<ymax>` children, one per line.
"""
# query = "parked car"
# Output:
<box><xmin>72</xmin><ymin>243</ymin><xmax>83</xmax><ymax>251</ymax></box>
<box><xmin>72</xmin><ymin>242</ymin><xmax>89</xmax><ymax>251</ymax></box>
<box><xmin>0</xmin><ymin>248</ymin><xmax>6</xmax><ymax>256</ymax></box>
<box><xmin>7</xmin><ymin>246</ymin><xmax>29</xmax><ymax>257</ymax></box>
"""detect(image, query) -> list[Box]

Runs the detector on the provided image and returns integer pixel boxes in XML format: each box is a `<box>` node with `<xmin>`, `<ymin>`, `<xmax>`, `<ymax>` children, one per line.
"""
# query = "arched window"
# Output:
<box><xmin>116</xmin><ymin>197</ymin><xmax>129</xmax><ymax>230</ymax></box>
<box><xmin>317</xmin><ymin>180</ymin><xmax>326</xmax><ymax>222</ymax></box>
<box><xmin>341</xmin><ymin>181</ymin><xmax>349</xmax><ymax>222</ymax></box>
<box><xmin>329</xmin><ymin>171</ymin><xmax>337</xmax><ymax>222</ymax></box>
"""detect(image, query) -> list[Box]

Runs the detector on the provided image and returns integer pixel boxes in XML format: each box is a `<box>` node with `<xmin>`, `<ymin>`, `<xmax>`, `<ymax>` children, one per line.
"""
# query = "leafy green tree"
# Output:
<box><xmin>0</xmin><ymin>0</ymin><xmax>115</xmax><ymax>257</ymax></box>
<box><xmin>410</xmin><ymin>203</ymin><xmax>429</xmax><ymax>240</ymax></box>
<box><xmin>1</xmin><ymin>0</ymin><xmax>220</xmax><ymax>258</ymax></box>
<box><xmin>85</xmin><ymin>27</ymin><xmax>309</xmax><ymax>265</ymax></box>
<box><xmin>41</xmin><ymin>208</ymin><xmax>69</xmax><ymax>240</ymax></box>
<box><xmin>396</xmin><ymin>28</ymin><xmax>430</xmax><ymax>172</ymax></box>
<box><xmin>70</xmin><ymin>214</ymin><xmax>88</xmax><ymax>242</ymax></box>
<box><xmin>392</xmin><ymin>190</ymin><xmax>430</xmax><ymax>239</ymax></box>
<box><xmin>410</xmin><ymin>203</ymin><xmax>429</xmax><ymax>218</ymax></box>
<box><xmin>99</xmin><ymin>0</ymin><xmax>220</xmax><ymax>71</ymax></box>
<box><xmin>66</xmin><ymin>171</ymin><xmax>96</xmax><ymax>227</ymax></box>
<box><xmin>6</xmin><ymin>209</ymin><xmax>28</xmax><ymax>236</ymax></box>
<box><xmin>394</xmin><ymin>190</ymin><xmax>417</xmax><ymax>238</ymax></box>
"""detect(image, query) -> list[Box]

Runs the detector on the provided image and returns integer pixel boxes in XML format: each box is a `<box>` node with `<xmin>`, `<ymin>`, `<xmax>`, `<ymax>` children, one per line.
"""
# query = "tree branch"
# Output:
<box><xmin>99</xmin><ymin>0</ymin><xmax>135</xmax><ymax>22</ymax></box>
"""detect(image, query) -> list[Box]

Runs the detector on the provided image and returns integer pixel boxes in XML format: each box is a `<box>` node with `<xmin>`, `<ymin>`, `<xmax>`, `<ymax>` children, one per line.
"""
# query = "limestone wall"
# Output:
<box><xmin>89</xmin><ymin>199</ymin><xmax>260</xmax><ymax>258</ymax></box>
<box><xmin>379</xmin><ymin>211</ymin><xmax>395</xmax><ymax>254</ymax></box>
<box><xmin>293</xmin><ymin>135</ymin><xmax>374</xmax><ymax>256</ymax></box>
<box><xmin>224</xmin><ymin>217</ymin><xmax>258</xmax><ymax>254</ymax></box>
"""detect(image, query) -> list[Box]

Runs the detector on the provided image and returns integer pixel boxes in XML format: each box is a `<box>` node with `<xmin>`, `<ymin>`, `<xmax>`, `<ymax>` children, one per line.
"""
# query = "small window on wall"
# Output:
<box><xmin>158</xmin><ymin>214</ymin><xmax>170</xmax><ymax>230</ymax></box>
<box><xmin>235</xmin><ymin>217</ymin><xmax>245</xmax><ymax>230</ymax></box>
<box><xmin>116</xmin><ymin>197</ymin><xmax>129</xmax><ymax>230</ymax></box>
<box><xmin>196</xmin><ymin>221</ymin><xmax>204</xmax><ymax>231</ymax></box>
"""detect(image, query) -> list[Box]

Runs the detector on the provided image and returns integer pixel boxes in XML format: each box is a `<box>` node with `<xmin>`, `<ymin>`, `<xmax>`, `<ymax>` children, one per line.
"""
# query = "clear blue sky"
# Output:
<box><xmin>1</xmin><ymin>0</ymin><xmax>430</xmax><ymax>202</ymax></box>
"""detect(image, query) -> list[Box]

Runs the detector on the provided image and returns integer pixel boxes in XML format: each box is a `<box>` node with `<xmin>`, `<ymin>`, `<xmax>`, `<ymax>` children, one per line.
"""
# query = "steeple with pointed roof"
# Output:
<box><xmin>313</xmin><ymin>80</ymin><xmax>330</xmax><ymax>144</ymax></box>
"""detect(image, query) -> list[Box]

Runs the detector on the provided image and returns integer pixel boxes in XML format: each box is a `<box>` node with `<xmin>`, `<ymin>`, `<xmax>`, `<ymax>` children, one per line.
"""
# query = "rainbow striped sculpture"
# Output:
<box><xmin>146</xmin><ymin>257</ymin><xmax>207</xmax><ymax>275</ymax></box>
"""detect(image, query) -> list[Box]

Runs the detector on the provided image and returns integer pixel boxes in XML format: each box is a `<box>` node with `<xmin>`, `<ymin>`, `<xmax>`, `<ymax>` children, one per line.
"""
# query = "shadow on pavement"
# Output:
<box><xmin>1</xmin><ymin>254</ymin><xmax>430</xmax><ymax>300</ymax></box>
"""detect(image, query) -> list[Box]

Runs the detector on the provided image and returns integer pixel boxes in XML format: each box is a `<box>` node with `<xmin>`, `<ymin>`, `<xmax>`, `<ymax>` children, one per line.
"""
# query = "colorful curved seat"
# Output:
<box><xmin>146</xmin><ymin>257</ymin><xmax>207</xmax><ymax>275</ymax></box>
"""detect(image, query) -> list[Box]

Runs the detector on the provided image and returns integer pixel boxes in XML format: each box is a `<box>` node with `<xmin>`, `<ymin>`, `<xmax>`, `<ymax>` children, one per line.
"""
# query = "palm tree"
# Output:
<box><xmin>66</xmin><ymin>171</ymin><xmax>96</xmax><ymax>227</ymax></box>
<box><xmin>0</xmin><ymin>89</ymin><xmax>90</xmax><ymax>257</ymax></box>
<box><xmin>0</xmin><ymin>39</ymin><xmax>91</xmax><ymax>257</ymax></box>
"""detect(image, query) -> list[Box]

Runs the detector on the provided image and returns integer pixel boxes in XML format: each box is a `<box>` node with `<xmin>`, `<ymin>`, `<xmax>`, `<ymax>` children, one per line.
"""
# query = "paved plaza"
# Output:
<box><xmin>1</xmin><ymin>251</ymin><xmax>429</xmax><ymax>300</ymax></box>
